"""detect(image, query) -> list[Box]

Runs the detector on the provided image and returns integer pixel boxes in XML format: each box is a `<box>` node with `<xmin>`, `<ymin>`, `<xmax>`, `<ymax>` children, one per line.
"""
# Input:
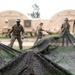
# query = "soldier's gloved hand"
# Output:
<box><xmin>22</xmin><ymin>37</ymin><xmax>24</xmax><ymax>39</ymax></box>
<box><xmin>6</xmin><ymin>34</ymin><xmax>11</xmax><ymax>38</ymax></box>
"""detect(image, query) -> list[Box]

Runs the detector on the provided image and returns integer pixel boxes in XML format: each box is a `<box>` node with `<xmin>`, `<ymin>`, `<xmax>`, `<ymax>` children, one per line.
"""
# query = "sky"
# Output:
<box><xmin>0</xmin><ymin>0</ymin><xmax>75</xmax><ymax>19</ymax></box>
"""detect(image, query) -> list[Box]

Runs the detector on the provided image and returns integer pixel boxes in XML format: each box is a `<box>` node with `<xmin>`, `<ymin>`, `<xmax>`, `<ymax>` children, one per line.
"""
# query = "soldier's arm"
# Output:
<box><xmin>7</xmin><ymin>26</ymin><xmax>14</xmax><ymax>35</ymax></box>
<box><xmin>41</xmin><ymin>28</ymin><xmax>45</xmax><ymax>31</ymax></box>
<box><xmin>61</xmin><ymin>24</ymin><xmax>63</xmax><ymax>29</ymax></box>
<box><xmin>68</xmin><ymin>24</ymin><xmax>70</xmax><ymax>31</ymax></box>
<box><xmin>21</xmin><ymin>26</ymin><xmax>26</xmax><ymax>39</ymax></box>
<box><xmin>45</xmin><ymin>30</ymin><xmax>51</xmax><ymax>34</ymax></box>
<box><xmin>41</xmin><ymin>26</ymin><xmax>45</xmax><ymax>31</ymax></box>
<box><xmin>61</xmin><ymin>24</ymin><xmax>65</xmax><ymax>31</ymax></box>
<box><xmin>21</xmin><ymin>26</ymin><xmax>25</xmax><ymax>35</ymax></box>
<box><xmin>6</xmin><ymin>26</ymin><xmax>14</xmax><ymax>37</ymax></box>
<box><xmin>59</xmin><ymin>24</ymin><xmax>64</xmax><ymax>33</ymax></box>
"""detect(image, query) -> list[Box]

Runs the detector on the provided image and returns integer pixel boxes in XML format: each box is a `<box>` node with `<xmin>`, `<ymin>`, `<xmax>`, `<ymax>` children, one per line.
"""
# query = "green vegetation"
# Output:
<box><xmin>0</xmin><ymin>33</ymin><xmax>6</xmax><ymax>38</ymax></box>
<box><xmin>13</xmin><ymin>46</ymin><xmax>31</xmax><ymax>50</ymax></box>
<box><xmin>0</xmin><ymin>33</ymin><xmax>75</xmax><ymax>38</ymax></box>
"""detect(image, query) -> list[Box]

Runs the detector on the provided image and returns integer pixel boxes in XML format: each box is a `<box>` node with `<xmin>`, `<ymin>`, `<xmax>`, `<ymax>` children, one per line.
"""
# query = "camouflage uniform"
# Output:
<box><xmin>8</xmin><ymin>19</ymin><xmax>25</xmax><ymax>50</ymax></box>
<box><xmin>34</xmin><ymin>23</ymin><xmax>43</xmax><ymax>44</ymax></box>
<box><xmin>73</xmin><ymin>20</ymin><xmax>75</xmax><ymax>33</ymax></box>
<box><xmin>37</xmin><ymin>25</ymin><xmax>43</xmax><ymax>38</ymax></box>
<box><xmin>61</xmin><ymin>18</ymin><xmax>70</xmax><ymax>46</ymax></box>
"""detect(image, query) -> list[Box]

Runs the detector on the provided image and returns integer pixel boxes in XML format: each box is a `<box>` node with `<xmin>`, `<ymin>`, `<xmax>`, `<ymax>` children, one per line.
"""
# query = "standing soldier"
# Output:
<box><xmin>34</xmin><ymin>22</ymin><xmax>44</xmax><ymax>44</ymax></box>
<box><xmin>73</xmin><ymin>20</ymin><xmax>75</xmax><ymax>33</ymax></box>
<box><xmin>8</xmin><ymin>19</ymin><xmax>25</xmax><ymax>50</ymax></box>
<box><xmin>61</xmin><ymin>18</ymin><xmax>70</xmax><ymax>46</ymax></box>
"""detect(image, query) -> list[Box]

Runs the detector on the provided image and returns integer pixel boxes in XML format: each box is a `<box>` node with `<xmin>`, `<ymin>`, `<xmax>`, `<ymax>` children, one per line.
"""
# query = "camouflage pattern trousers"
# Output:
<box><xmin>8</xmin><ymin>35</ymin><xmax>23</xmax><ymax>49</ymax></box>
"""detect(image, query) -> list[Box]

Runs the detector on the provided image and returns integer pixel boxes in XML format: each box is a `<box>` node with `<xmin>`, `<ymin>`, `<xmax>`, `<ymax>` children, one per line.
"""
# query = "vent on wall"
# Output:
<box><xmin>24</xmin><ymin>20</ymin><xmax>31</xmax><ymax>28</ymax></box>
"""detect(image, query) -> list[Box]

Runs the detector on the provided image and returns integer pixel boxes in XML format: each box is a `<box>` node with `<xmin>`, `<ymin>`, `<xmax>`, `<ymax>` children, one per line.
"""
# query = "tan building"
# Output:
<box><xmin>1</xmin><ymin>9</ymin><xmax>75</xmax><ymax>36</ymax></box>
<box><xmin>0</xmin><ymin>10</ymin><xmax>49</xmax><ymax>36</ymax></box>
<box><xmin>48</xmin><ymin>10</ymin><xmax>75</xmax><ymax>34</ymax></box>
<box><xmin>0</xmin><ymin>10</ymin><xmax>30</xmax><ymax>34</ymax></box>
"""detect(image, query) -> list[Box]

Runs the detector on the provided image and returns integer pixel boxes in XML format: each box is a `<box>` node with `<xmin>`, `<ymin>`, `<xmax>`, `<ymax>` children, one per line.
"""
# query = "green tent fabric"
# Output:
<box><xmin>0</xmin><ymin>27</ymin><xmax>75</xmax><ymax>75</ymax></box>
<box><xmin>0</xmin><ymin>51</ymin><xmax>71</xmax><ymax>75</ymax></box>
<box><xmin>0</xmin><ymin>43</ymin><xmax>72</xmax><ymax>75</ymax></box>
<box><xmin>44</xmin><ymin>46</ymin><xmax>75</xmax><ymax>75</ymax></box>
<box><xmin>0</xmin><ymin>43</ymin><xmax>22</xmax><ymax>69</ymax></box>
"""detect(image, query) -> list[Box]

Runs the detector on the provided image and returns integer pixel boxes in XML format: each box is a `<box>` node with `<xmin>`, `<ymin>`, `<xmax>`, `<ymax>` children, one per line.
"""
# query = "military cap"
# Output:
<box><xmin>40</xmin><ymin>22</ymin><xmax>43</xmax><ymax>25</ymax></box>
<box><xmin>16</xmin><ymin>18</ymin><xmax>21</xmax><ymax>22</ymax></box>
<box><xmin>64</xmin><ymin>18</ymin><xmax>68</xmax><ymax>21</ymax></box>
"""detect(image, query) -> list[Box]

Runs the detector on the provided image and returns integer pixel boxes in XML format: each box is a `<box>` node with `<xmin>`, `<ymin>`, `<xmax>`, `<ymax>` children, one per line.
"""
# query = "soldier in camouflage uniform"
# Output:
<box><xmin>8</xmin><ymin>19</ymin><xmax>25</xmax><ymax>50</ymax></box>
<box><xmin>73</xmin><ymin>20</ymin><xmax>75</xmax><ymax>33</ymax></box>
<box><xmin>34</xmin><ymin>22</ymin><xmax>44</xmax><ymax>44</ymax></box>
<box><xmin>61</xmin><ymin>18</ymin><xmax>70</xmax><ymax>46</ymax></box>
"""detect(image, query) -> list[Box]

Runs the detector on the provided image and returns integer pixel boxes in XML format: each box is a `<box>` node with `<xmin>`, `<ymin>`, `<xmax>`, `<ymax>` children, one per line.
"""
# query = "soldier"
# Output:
<box><xmin>8</xmin><ymin>19</ymin><xmax>25</xmax><ymax>50</ymax></box>
<box><xmin>73</xmin><ymin>20</ymin><xmax>75</xmax><ymax>33</ymax></box>
<box><xmin>61</xmin><ymin>18</ymin><xmax>70</xmax><ymax>46</ymax></box>
<box><xmin>34</xmin><ymin>22</ymin><xmax>44</xmax><ymax>44</ymax></box>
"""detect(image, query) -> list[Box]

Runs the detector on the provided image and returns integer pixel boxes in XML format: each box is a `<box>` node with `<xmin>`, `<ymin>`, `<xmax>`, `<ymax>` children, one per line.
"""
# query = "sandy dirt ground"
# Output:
<box><xmin>0</xmin><ymin>38</ymin><xmax>36</xmax><ymax>46</ymax></box>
